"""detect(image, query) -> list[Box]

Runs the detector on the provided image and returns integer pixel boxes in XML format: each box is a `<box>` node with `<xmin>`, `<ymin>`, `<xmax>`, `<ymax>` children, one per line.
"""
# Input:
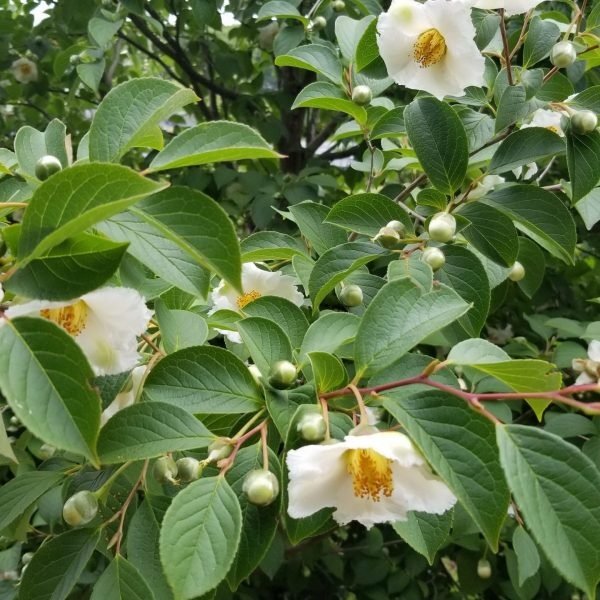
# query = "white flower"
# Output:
<box><xmin>101</xmin><ymin>365</ymin><xmax>146</xmax><ymax>426</ymax></box>
<box><xmin>469</xmin><ymin>174</ymin><xmax>505</xmax><ymax>200</ymax></box>
<box><xmin>376</xmin><ymin>0</ymin><xmax>486</xmax><ymax>100</ymax></box>
<box><xmin>473</xmin><ymin>0</ymin><xmax>544</xmax><ymax>16</ymax></box>
<box><xmin>286</xmin><ymin>430</ymin><xmax>456</xmax><ymax>527</ymax></box>
<box><xmin>0</xmin><ymin>283</ymin><xmax>3</xmax><ymax>303</ymax></box>
<box><xmin>572</xmin><ymin>340</ymin><xmax>600</xmax><ymax>385</ymax></box>
<box><xmin>512</xmin><ymin>162</ymin><xmax>539</xmax><ymax>180</ymax></box>
<box><xmin>11</xmin><ymin>58</ymin><xmax>38</xmax><ymax>84</ymax></box>
<box><xmin>210</xmin><ymin>263</ymin><xmax>304</xmax><ymax>343</ymax></box>
<box><xmin>522</xmin><ymin>108</ymin><xmax>566</xmax><ymax>137</ymax></box>
<box><xmin>5</xmin><ymin>287</ymin><xmax>152</xmax><ymax>375</ymax></box>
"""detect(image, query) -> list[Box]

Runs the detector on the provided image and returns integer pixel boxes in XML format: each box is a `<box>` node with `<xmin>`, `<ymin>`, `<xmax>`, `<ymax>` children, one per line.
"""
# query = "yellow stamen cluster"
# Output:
<box><xmin>41</xmin><ymin>301</ymin><xmax>89</xmax><ymax>335</ymax></box>
<box><xmin>346</xmin><ymin>448</ymin><xmax>394</xmax><ymax>501</ymax></box>
<box><xmin>413</xmin><ymin>28</ymin><xmax>447</xmax><ymax>68</ymax></box>
<box><xmin>236</xmin><ymin>290</ymin><xmax>262</xmax><ymax>309</ymax></box>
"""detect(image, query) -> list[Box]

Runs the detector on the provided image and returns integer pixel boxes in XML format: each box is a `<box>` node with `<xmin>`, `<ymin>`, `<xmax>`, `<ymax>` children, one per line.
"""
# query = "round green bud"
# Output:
<box><xmin>428</xmin><ymin>212</ymin><xmax>456</xmax><ymax>243</ymax></box>
<box><xmin>207</xmin><ymin>438</ymin><xmax>233</xmax><ymax>462</ymax></box>
<box><xmin>69</xmin><ymin>54</ymin><xmax>80</xmax><ymax>66</ymax></box>
<box><xmin>39</xmin><ymin>443</ymin><xmax>56</xmax><ymax>460</ymax></box>
<box><xmin>153</xmin><ymin>456</ymin><xmax>178</xmax><ymax>483</ymax></box>
<box><xmin>571</xmin><ymin>110</ymin><xmax>598</xmax><ymax>135</ymax></box>
<box><xmin>176</xmin><ymin>457</ymin><xmax>202</xmax><ymax>482</ymax></box>
<box><xmin>9</xmin><ymin>415</ymin><xmax>20</xmax><ymax>426</ymax></box>
<box><xmin>352</xmin><ymin>85</ymin><xmax>372</xmax><ymax>106</ymax></box>
<box><xmin>21</xmin><ymin>552</ymin><xmax>34</xmax><ymax>565</ymax></box>
<box><xmin>243</xmin><ymin>469</ymin><xmax>280</xmax><ymax>506</ymax></box>
<box><xmin>386</xmin><ymin>220</ymin><xmax>405</xmax><ymax>235</ymax></box>
<box><xmin>311</xmin><ymin>16</ymin><xmax>327</xmax><ymax>30</ymax></box>
<box><xmin>338</xmin><ymin>284</ymin><xmax>363</xmax><ymax>307</ymax></box>
<box><xmin>422</xmin><ymin>247</ymin><xmax>445</xmax><ymax>271</ymax></box>
<box><xmin>550</xmin><ymin>41</ymin><xmax>577</xmax><ymax>69</ymax></box>
<box><xmin>248</xmin><ymin>364</ymin><xmax>263</xmax><ymax>385</ymax></box>
<box><xmin>297</xmin><ymin>412</ymin><xmax>327</xmax><ymax>442</ymax></box>
<box><xmin>374</xmin><ymin>226</ymin><xmax>400</xmax><ymax>249</ymax></box>
<box><xmin>62</xmin><ymin>490</ymin><xmax>99</xmax><ymax>526</ymax></box>
<box><xmin>268</xmin><ymin>360</ymin><xmax>297</xmax><ymax>389</ymax></box>
<box><xmin>34</xmin><ymin>155</ymin><xmax>62</xmax><ymax>181</ymax></box>
<box><xmin>508</xmin><ymin>260</ymin><xmax>525</xmax><ymax>282</ymax></box>
<box><xmin>477</xmin><ymin>558</ymin><xmax>492</xmax><ymax>579</ymax></box>
<box><xmin>332</xmin><ymin>0</ymin><xmax>346</xmax><ymax>12</ymax></box>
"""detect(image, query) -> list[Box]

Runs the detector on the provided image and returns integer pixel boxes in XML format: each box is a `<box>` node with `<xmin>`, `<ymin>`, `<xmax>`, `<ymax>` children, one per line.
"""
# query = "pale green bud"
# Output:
<box><xmin>338</xmin><ymin>284</ymin><xmax>363</xmax><ymax>307</ymax></box>
<box><xmin>268</xmin><ymin>360</ymin><xmax>297</xmax><ymax>389</ymax></box>
<box><xmin>35</xmin><ymin>155</ymin><xmax>62</xmax><ymax>181</ymax></box>
<box><xmin>332</xmin><ymin>0</ymin><xmax>346</xmax><ymax>12</ymax></box>
<box><xmin>428</xmin><ymin>212</ymin><xmax>456</xmax><ymax>243</ymax></box>
<box><xmin>311</xmin><ymin>16</ymin><xmax>327</xmax><ymax>30</ymax></box>
<box><xmin>207</xmin><ymin>439</ymin><xmax>233</xmax><ymax>462</ymax></box>
<box><xmin>21</xmin><ymin>552</ymin><xmax>34</xmax><ymax>565</ymax></box>
<box><xmin>571</xmin><ymin>110</ymin><xmax>598</xmax><ymax>135</ymax></box>
<box><xmin>508</xmin><ymin>260</ymin><xmax>525</xmax><ymax>282</ymax></box>
<box><xmin>477</xmin><ymin>558</ymin><xmax>492</xmax><ymax>579</ymax></box>
<box><xmin>39</xmin><ymin>443</ymin><xmax>56</xmax><ymax>460</ymax></box>
<box><xmin>243</xmin><ymin>469</ymin><xmax>280</xmax><ymax>506</ymax></box>
<box><xmin>63</xmin><ymin>490</ymin><xmax>98</xmax><ymax>526</ymax></box>
<box><xmin>374</xmin><ymin>226</ymin><xmax>400</xmax><ymax>249</ymax></box>
<box><xmin>386</xmin><ymin>220</ymin><xmax>405</xmax><ymax>234</ymax></box>
<box><xmin>176</xmin><ymin>457</ymin><xmax>202</xmax><ymax>482</ymax></box>
<box><xmin>153</xmin><ymin>456</ymin><xmax>178</xmax><ymax>483</ymax></box>
<box><xmin>550</xmin><ymin>41</ymin><xmax>577</xmax><ymax>68</ymax></box>
<box><xmin>422</xmin><ymin>247</ymin><xmax>445</xmax><ymax>271</ymax></box>
<box><xmin>352</xmin><ymin>85</ymin><xmax>372</xmax><ymax>106</ymax></box>
<box><xmin>297</xmin><ymin>412</ymin><xmax>327</xmax><ymax>442</ymax></box>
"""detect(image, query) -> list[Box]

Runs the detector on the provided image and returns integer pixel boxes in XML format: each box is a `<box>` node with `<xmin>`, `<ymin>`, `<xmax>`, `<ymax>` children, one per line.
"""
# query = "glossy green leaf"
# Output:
<box><xmin>275</xmin><ymin>44</ymin><xmax>343</xmax><ymax>85</ymax></box>
<box><xmin>14</xmin><ymin>119</ymin><xmax>69</xmax><ymax>178</ymax></box>
<box><xmin>566</xmin><ymin>129</ymin><xmax>600</xmax><ymax>202</ymax></box>
<box><xmin>355</xmin><ymin>18</ymin><xmax>379</xmax><ymax>71</ymax></box>
<box><xmin>292</xmin><ymin>82</ymin><xmax>367</xmax><ymax>124</ymax></box>
<box><xmin>298</xmin><ymin>312</ymin><xmax>360</xmax><ymax>364</ymax></box>
<box><xmin>523</xmin><ymin>17</ymin><xmax>560</xmax><ymax>67</ymax></box>
<box><xmin>513</xmin><ymin>525</ymin><xmax>540</xmax><ymax>586</ymax></box>
<box><xmin>240</xmin><ymin>231</ymin><xmax>307</xmax><ymax>262</ymax></box>
<box><xmin>370</xmin><ymin>107</ymin><xmax>405</xmax><ymax>139</ymax></box>
<box><xmin>90</xmin><ymin>556</ymin><xmax>155</xmax><ymax>600</ymax></box>
<box><xmin>575</xmin><ymin>187</ymin><xmax>600</xmax><ymax>230</ymax></box>
<box><xmin>288</xmin><ymin>201</ymin><xmax>347</xmax><ymax>256</ymax></box>
<box><xmin>495</xmin><ymin>85</ymin><xmax>529</xmax><ymax>132</ymax></box>
<box><xmin>155</xmin><ymin>301</ymin><xmax>208</xmax><ymax>354</ymax></box>
<box><xmin>307</xmin><ymin>351</ymin><xmax>347</xmax><ymax>393</ymax></box>
<box><xmin>257</xmin><ymin>1</ymin><xmax>308</xmax><ymax>25</ymax></box>
<box><xmin>516</xmin><ymin>237</ymin><xmax>545</xmax><ymax>298</ymax></box>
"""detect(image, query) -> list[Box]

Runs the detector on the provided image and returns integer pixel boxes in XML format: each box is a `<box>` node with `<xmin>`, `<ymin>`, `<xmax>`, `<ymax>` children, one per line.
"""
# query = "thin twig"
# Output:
<box><xmin>499</xmin><ymin>9</ymin><xmax>514</xmax><ymax>86</ymax></box>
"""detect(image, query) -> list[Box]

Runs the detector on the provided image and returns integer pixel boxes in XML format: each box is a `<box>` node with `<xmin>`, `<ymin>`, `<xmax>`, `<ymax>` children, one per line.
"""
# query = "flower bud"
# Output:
<box><xmin>550</xmin><ymin>41</ymin><xmax>577</xmax><ymax>69</ymax></box>
<box><xmin>152</xmin><ymin>456</ymin><xmax>178</xmax><ymax>483</ymax></box>
<box><xmin>21</xmin><ymin>552</ymin><xmax>34</xmax><ymax>565</ymax></box>
<box><xmin>571</xmin><ymin>110</ymin><xmax>598</xmax><ymax>135</ymax></box>
<box><xmin>332</xmin><ymin>0</ymin><xmax>346</xmax><ymax>12</ymax></box>
<box><xmin>338</xmin><ymin>284</ymin><xmax>363</xmax><ymax>307</ymax></box>
<box><xmin>39</xmin><ymin>443</ymin><xmax>56</xmax><ymax>460</ymax></box>
<box><xmin>428</xmin><ymin>212</ymin><xmax>456</xmax><ymax>243</ymax></box>
<box><xmin>352</xmin><ymin>85</ymin><xmax>372</xmax><ymax>106</ymax></box>
<box><xmin>508</xmin><ymin>261</ymin><xmax>525</xmax><ymax>282</ymax></box>
<box><xmin>69</xmin><ymin>54</ymin><xmax>80</xmax><ymax>66</ymax></box>
<box><xmin>477</xmin><ymin>558</ymin><xmax>492</xmax><ymax>579</ymax></box>
<box><xmin>374</xmin><ymin>226</ymin><xmax>400</xmax><ymax>249</ymax></box>
<box><xmin>311</xmin><ymin>16</ymin><xmax>327</xmax><ymax>30</ymax></box>
<box><xmin>386</xmin><ymin>220</ymin><xmax>405</xmax><ymax>235</ymax></box>
<box><xmin>268</xmin><ymin>360</ymin><xmax>297</xmax><ymax>389</ymax></box>
<box><xmin>207</xmin><ymin>438</ymin><xmax>233</xmax><ymax>462</ymax></box>
<box><xmin>243</xmin><ymin>469</ymin><xmax>280</xmax><ymax>506</ymax></box>
<box><xmin>248</xmin><ymin>364</ymin><xmax>263</xmax><ymax>385</ymax></box>
<box><xmin>62</xmin><ymin>490</ymin><xmax>99</xmax><ymax>526</ymax></box>
<box><xmin>176</xmin><ymin>457</ymin><xmax>202</xmax><ymax>482</ymax></box>
<box><xmin>422</xmin><ymin>247</ymin><xmax>445</xmax><ymax>271</ymax></box>
<box><xmin>297</xmin><ymin>411</ymin><xmax>327</xmax><ymax>442</ymax></box>
<box><xmin>34</xmin><ymin>155</ymin><xmax>62</xmax><ymax>181</ymax></box>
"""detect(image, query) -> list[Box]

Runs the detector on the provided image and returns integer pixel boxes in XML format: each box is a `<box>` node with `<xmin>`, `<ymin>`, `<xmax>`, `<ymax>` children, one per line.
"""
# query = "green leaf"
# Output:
<box><xmin>516</xmin><ymin>237</ymin><xmax>545</xmax><ymax>298</ymax></box>
<box><xmin>447</xmin><ymin>338</ymin><xmax>509</xmax><ymax>365</ymax></box>
<box><xmin>497</xmin><ymin>425</ymin><xmax>600</xmax><ymax>598</ymax></box>
<box><xmin>325</xmin><ymin>192</ymin><xmax>413</xmax><ymax>236</ymax></box>
<box><xmin>335</xmin><ymin>15</ymin><xmax>373</xmax><ymax>61</ymax></box>
<box><xmin>274</xmin><ymin>44</ymin><xmax>343</xmax><ymax>85</ymax></box>
<box><xmin>242</xmin><ymin>296</ymin><xmax>309</xmax><ymax>350</ymax></box>
<box><xmin>0</xmin><ymin>471</ymin><xmax>64</xmax><ymax>531</ymax></box>
<box><xmin>355</xmin><ymin>18</ymin><xmax>379</xmax><ymax>72</ymax></box>
<box><xmin>388</xmin><ymin>255</ymin><xmax>433</xmax><ymax>291</ymax></box>
<box><xmin>256</xmin><ymin>1</ymin><xmax>308</xmax><ymax>25</ymax></box>
<box><xmin>19</xmin><ymin>529</ymin><xmax>101</xmax><ymax>600</ymax></box>
<box><xmin>5</xmin><ymin>233</ymin><xmax>128</xmax><ymax>300</ymax></box>
<box><xmin>575</xmin><ymin>187</ymin><xmax>600</xmax><ymax>230</ymax></box>
<box><xmin>523</xmin><ymin>17</ymin><xmax>560</xmax><ymax>67</ymax></box>
<box><xmin>455</xmin><ymin>106</ymin><xmax>495</xmax><ymax>153</ymax></box>
<box><xmin>240</xmin><ymin>231</ymin><xmax>307</xmax><ymax>262</ymax></box>
<box><xmin>404</xmin><ymin>97</ymin><xmax>468</xmax><ymax>195</ymax></box>
<box><xmin>308</xmin><ymin>242</ymin><xmax>387</xmax><ymax>311</ymax></box>
<box><xmin>89</xmin><ymin>78</ymin><xmax>198</xmax><ymax>162</ymax></box>
<box><xmin>237</xmin><ymin>317</ymin><xmax>293</xmax><ymax>376</ymax></box>
<box><xmin>149</xmin><ymin>121</ymin><xmax>282</xmax><ymax>172</ymax></box>
<box><xmin>159</xmin><ymin>477</ymin><xmax>242</xmax><ymax>600</ymax></box>
<box><xmin>569</xmin><ymin>85</ymin><xmax>600</xmax><ymax>113</ymax></box>
<box><xmin>77</xmin><ymin>60</ymin><xmax>106</xmax><ymax>93</ymax></box>
<box><xmin>355</xmin><ymin>279</ymin><xmax>470</xmax><ymax>376</ymax></box>
<box><xmin>225</xmin><ymin>444</ymin><xmax>281</xmax><ymax>590</ymax></box>
<box><xmin>155</xmin><ymin>301</ymin><xmax>208</xmax><ymax>354</ymax></box>
<box><xmin>566</xmin><ymin>129</ymin><xmax>600</xmax><ymax>202</ymax></box>
<box><xmin>292</xmin><ymin>82</ymin><xmax>367</xmax><ymax>124</ymax></box>
<box><xmin>458</xmin><ymin>202</ymin><xmax>519</xmax><ymax>267</ymax></box>
<box><xmin>392</xmin><ymin>510</ymin><xmax>453</xmax><ymax>565</ymax></box>
<box><xmin>483</xmin><ymin>184</ymin><xmax>576</xmax><ymax>264</ymax></box>
<box><xmin>298</xmin><ymin>312</ymin><xmax>360</xmax><ymax>364</ymax></box>
<box><xmin>370</xmin><ymin>107</ymin><xmax>405</xmax><ymax>140</ymax></box>
<box><xmin>17</xmin><ymin>164</ymin><xmax>166</xmax><ymax>265</ymax></box>
<box><xmin>90</xmin><ymin>556</ymin><xmax>155</xmax><ymax>600</ymax></box>
<box><xmin>512</xmin><ymin>526</ymin><xmax>540</xmax><ymax>586</ymax></box>
<box><xmin>0</xmin><ymin>416</ymin><xmax>17</xmax><ymax>463</ymax></box>
<box><xmin>384</xmin><ymin>390</ymin><xmax>509</xmax><ymax>550</ymax></box>
<box><xmin>14</xmin><ymin>119</ymin><xmax>69</xmax><ymax>178</ymax></box>
<box><xmin>143</xmin><ymin>346</ymin><xmax>263</xmax><ymax>414</ymax></box>
<box><xmin>288</xmin><ymin>201</ymin><xmax>348</xmax><ymax>255</ymax></box>
<box><xmin>128</xmin><ymin>186</ymin><xmax>242</xmax><ymax>291</ymax></box>
<box><xmin>495</xmin><ymin>84</ymin><xmax>529</xmax><ymax>132</ymax></box>
<box><xmin>0</xmin><ymin>318</ymin><xmax>100</xmax><ymax>465</ymax></box>
<box><xmin>307</xmin><ymin>351</ymin><xmax>347</xmax><ymax>393</ymax></box>
<box><xmin>488</xmin><ymin>127</ymin><xmax>565</xmax><ymax>174</ymax></box>
<box><xmin>97</xmin><ymin>402</ymin><xmax>212</xmax><ymax>464</ymax></box>
<box><xmin>88</xmin><ymin>16</ymin><xmax>123</xmax><ymax>48</ymax></box>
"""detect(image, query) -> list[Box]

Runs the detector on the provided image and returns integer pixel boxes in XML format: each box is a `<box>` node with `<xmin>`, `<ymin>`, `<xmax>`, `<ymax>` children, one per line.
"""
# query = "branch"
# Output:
<box><xmin>499</xmin><ymin>9</ymin><xmax>514</xmax><ymax>86</ymax></box>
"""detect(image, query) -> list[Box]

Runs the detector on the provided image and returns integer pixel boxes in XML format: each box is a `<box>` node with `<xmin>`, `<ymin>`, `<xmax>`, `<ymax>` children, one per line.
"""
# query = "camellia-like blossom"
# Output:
<box><xmin>211</xmin><ymin>262</ymin><xmax>304</xmax><ymax>342</ymax></box>
<box><xmin>473</xmin><ymin>0</ymin><xmax>544</xmax><ymax>17</ymax></box>
<box><xmin>522</xmin><ymin>108</ymin><xmax>566</xmax><ymax>137</ymax></box>
<box><xmin>4</xmin><ymin>287</ymin><xmax>152</xmax><ymax>376</ymax></box>
<box><xmin>287</xmin><ymin>430</ymin><xmax>456</xmax><ymax>527</ymax></box>
<box><xmin>572</xmin><ymin>341</ymin><xmax>600</xmax><ymax>385</ymax></box>
<box><xmin>376</xmin><ymin>0</ymin><xmax>485</xmax><ymax>100</ymax></box>
<box><xmin>11</xmin><ymin>57</ymin><xmax>38</xmax><ymax>84</ymax></box>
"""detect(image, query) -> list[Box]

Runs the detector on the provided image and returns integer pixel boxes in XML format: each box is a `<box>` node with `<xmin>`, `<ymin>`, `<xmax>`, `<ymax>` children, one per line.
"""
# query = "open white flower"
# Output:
<box><xmin>11</xmin><ymin>57</ymin><xmax>38</xmax><ymax>83</ymax></box>
<box><xmin>5</xmin><ymin>287</ymin><xmax>152</xmax><ymax>375</ymax></box>
<box><xmin>377</xmin><ymin>0</ymin><xmax>485</xmax><ymax>100</ymax></box>
<box><xmin>572</xmin><ymin>341</ymin><xmax>600</xmax><ymax>385</ymax></box>
<box><xmin>469</xmin><ymin>174</ymin><xmax>505</xmax><ymax>200</ymax></box>
<box><xmin>211</xmin><ymin>262</ymin><xmax>304</xmax><ymax>343</ymax></box>
<box><xmin>473</xmin><ymin>0</ymin><xmax>544</xmax><ymax>16</ymax></box>
<box><xmin>522</xmin><ymin>109</ymin><xmax>566</xmax><ymax>137</ymax></box>
<box><xmin>101</xmin><ymin>365</ymin><xmax>146</xmax><ymax>426</ymax></box>
<box><xmin>287</xmin><ymin>430</ymin><xmax>456</xmax><ymax>527</ymax></box>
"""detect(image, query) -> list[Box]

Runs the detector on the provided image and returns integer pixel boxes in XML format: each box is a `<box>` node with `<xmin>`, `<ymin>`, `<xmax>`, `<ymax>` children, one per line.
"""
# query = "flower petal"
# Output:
<box><xmin>344</xmin><ymin>432</ymin><xmax>424</xmax><ymax>467</ymax></box>
<box><xmin>588</xmin><ymin>340</ymin><xmax>600</xmax><ymax>362</ymax></box>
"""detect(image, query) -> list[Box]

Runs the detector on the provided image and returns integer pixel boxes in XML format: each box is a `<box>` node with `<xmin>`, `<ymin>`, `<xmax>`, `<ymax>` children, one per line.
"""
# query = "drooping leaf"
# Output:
<box><xmin>90</xmin><ymin>556</ymin><xmax>155</xmax><ymax>600</ymax></box>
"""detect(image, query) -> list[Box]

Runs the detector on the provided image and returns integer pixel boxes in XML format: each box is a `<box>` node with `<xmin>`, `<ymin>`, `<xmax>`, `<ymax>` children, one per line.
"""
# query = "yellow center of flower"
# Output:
<box><xmin>20</xmin><ymin>65</ymin><xmax>32</xmax><ymax>75</ymax></box>
<box><xmin>236</xmin><ymin>290</ymin><xmax>262</xmax><ymax>309</ymax></box>
<box><xmin>40</xmin><ymin>301</ymin><xmax>88</xmax><ymax>335</ymax></box>
<box><xmin>413</xmin><ymin>29</ymin><xmax>447</xmax><ymax>68</ymax></box>
<box><xmin>346</xmin><ymin>449</ymin><xmax>394</xmax><ymax>501</ymax></box>
<box><xmin>546</xmin><ymin>125</ymin><xmax>560</xmax><ymax>134</ymax></box>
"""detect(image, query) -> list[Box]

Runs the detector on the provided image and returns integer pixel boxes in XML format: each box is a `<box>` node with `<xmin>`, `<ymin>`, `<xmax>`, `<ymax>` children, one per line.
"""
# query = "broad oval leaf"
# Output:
<box><xmin>274</xmin><ymin>44</ymin><xmax>343</xmax><ymax>85</ymax></box>
<box><xmin>566</xmin><ymin>129</ymin><xmax>600</xmax><ymax>202</ymax></box>
<box><xmin>307</xmin><ymin>351</ymin><xmax>348</xmax><ymax>393</ymax></box>
<box><xmin>288</xmin><ymin>201</ymin><xmax>348</xmax><ymax>256</ymax></box>
<box><xmin>256</xmin><ymin>1</ymin><xmax>308</xmax><ymax>25</ymax></box>
<box><xmin>292</xmin><ymin>82</ymin><xmax>367</xmax><ymax>124</ymax></box>
<box><xmin>240</xmin><ymin>231</ymin><xmax>307</xmax><ymax>263</ymax></box>
<box><xmin>90</xmin><ymin>556</ymin><xmax>155</xmax><ymax>600</ymax></box>
<box><xmin>299</xmin><ymin>312</ymin><xmax>361</xmax><ymax>364</ymax></box>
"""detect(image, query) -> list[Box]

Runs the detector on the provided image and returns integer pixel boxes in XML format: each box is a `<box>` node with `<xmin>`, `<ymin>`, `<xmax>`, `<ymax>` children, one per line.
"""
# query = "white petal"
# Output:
<box><xmin>391</xmin><ymin>464</ymin><xmax>456</xmax><ymax>515</ymax></box>
<box><xmin>588</xmin><ymin>340</ymin><xmax>600</xmax><ymax>362</ymax></box>
<box><xmin>0</xmin><ymin>284</ymin><xmax>4</xmax><ymax>303</ymax></box>
<box><xmin>576</xmin><ymin>372</ymin><xmax>595</xmax><ymax>385</ymax></box>
<box><xmin>332</xmin><ymin>488</ymin><xmax>410</xmax><ymax>527</ymax></box>
<box><xmin>5</xmin><ymin>298</ymin><xmax>73</xmax><ymax>319</ymax></box>
<box><xmin>473</xmin><ymin>0</ymin><xmax>544</xmax><ymax>16</ymax></box>
<box><xmin>343</xmin><ymin>432</ymin><xmax>424</xmax><ymax>467</ymax></box>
